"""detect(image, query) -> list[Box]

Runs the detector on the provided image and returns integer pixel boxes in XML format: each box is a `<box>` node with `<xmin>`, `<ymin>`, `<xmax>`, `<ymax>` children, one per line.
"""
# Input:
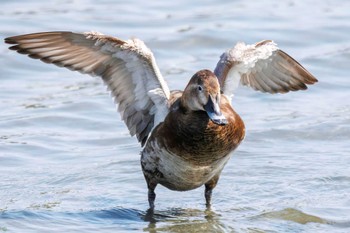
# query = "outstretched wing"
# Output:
<box><xmin>5</xmin><ymin>31</ymin><xmax>171</xmax><ymax>146</ymax></box>
<box><xmin>214</xmin><ymin>40</ymin><xmax>318</xmax><ymax>98</ymax></box>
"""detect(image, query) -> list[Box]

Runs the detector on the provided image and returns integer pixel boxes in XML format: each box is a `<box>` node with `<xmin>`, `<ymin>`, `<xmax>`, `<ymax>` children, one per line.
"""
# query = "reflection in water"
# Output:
<box><xmin>1</xmin><ymin>207</ymin><xmax>230</xmax><ymax>233</ymax></box>
<box><xmin>2</xmin><ymin>206</ymin><xmax>342</xmax><ymax>233</ymax></box>
<box><xmin>142</xmin><ymin>207</ymin><xmax>231</xmax><ymax>233</ymax></box>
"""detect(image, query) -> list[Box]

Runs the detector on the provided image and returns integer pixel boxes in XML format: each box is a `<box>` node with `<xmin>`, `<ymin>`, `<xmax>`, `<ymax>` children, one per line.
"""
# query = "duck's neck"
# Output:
<box><xmin>179</xmin><ymin>88</ymin><xmax>204</xmax><ymax>114</ymax></box>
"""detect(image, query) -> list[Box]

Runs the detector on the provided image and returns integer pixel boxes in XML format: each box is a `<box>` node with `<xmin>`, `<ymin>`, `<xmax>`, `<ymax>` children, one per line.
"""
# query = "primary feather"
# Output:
<box><xmin>5</xmin><ymin>31</ymin><xmax>170</xmax><ymax>146</ymax></box>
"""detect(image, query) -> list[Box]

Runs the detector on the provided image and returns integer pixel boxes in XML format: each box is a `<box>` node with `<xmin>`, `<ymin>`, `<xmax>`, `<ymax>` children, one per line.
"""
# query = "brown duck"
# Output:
<box><xmin>5</xmin><ymin>32</ymin><xmax>317</xmax><ymax>208</ymax></box>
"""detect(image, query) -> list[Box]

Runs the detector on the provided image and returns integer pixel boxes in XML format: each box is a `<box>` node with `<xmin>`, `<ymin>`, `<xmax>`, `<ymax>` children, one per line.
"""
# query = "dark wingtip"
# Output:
<box><xmin>4</xmin><ymin>37</ymin><xmax>17</xmax><ymax>45</ymax></box>
<box><xmin>278</xmin><ymin>49</ymin><xmax>319</xmax><ymax>86</ymax></box>
<box><xmin>8</xmin><ymin>45</ymin><xmax>21</xmax><ymax>51</ymax></box>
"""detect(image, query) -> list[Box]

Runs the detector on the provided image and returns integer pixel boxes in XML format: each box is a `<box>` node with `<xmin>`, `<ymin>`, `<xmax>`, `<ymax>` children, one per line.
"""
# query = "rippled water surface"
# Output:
<box><xmin>1</xmin><ymin>0</ymin><xmax>350</xmax><ymax>232</ymax></box>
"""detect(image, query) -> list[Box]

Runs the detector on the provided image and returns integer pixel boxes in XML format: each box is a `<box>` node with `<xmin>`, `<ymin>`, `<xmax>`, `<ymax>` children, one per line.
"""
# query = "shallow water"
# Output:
<box><xmin>1</xmin><ymin>0</ymin><xmax>350</xmax><ymax>232</ymax></box>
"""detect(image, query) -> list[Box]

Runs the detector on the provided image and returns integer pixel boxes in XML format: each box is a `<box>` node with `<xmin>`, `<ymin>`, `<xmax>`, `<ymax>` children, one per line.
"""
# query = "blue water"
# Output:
<box><xmin>1</xmin><ymin>0</ymin><xmax>350</xmax><ymax>232</ymax></box>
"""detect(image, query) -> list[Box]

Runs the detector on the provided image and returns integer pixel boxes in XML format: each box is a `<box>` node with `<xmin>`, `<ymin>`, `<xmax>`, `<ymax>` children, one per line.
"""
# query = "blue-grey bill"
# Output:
<box><xmin>204</xmin><ymin>96</ymin><xmax>228</xmax><ymax>125</ymax></box>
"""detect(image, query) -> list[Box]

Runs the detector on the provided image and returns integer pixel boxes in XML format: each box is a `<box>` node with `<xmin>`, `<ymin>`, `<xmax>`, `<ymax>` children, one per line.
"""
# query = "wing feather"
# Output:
<box><xmin>214</xmin><ymin>40</ymin><xmax>318</xmax><ymax>98</ymax></box>
<box><xmin>5</xmin><ymin>31</ymin><xmax>170</xmax><ymax>146</ymax></box>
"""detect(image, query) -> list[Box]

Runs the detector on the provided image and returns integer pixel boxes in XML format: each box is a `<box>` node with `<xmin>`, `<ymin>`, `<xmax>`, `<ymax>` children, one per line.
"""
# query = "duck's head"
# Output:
<box><xmin>182</xmin><ymin>69</ymin><xmax>228</xmax><ymax>125</ymax></box>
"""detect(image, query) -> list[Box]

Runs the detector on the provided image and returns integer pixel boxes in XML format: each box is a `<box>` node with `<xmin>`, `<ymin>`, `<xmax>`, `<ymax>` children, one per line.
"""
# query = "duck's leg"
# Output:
<box><xmin>143</xmin><ymin>171</ymin><xmax>158</xmax><ymax>209</ymax></box>
<box><xmin>141</xmin><ymin>152</ymin><xmax>159</xmax><ymax>209</ymax></box>
<box><xmin>204</xmin><ymin>174</ymin><xmax>220</xmax><ymax>208</ymax></box>
<box><xmin>148</xmin><ymin>182</ymin><xmax>157</xmax><ymax>209</ymax></box>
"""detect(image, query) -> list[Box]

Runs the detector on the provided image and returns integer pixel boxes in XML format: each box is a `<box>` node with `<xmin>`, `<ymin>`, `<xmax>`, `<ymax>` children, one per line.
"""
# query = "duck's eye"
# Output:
<box><xmin>198</xmin><ymin>86</ymin><xmax>203</xmax><ymax>91</ymax></box>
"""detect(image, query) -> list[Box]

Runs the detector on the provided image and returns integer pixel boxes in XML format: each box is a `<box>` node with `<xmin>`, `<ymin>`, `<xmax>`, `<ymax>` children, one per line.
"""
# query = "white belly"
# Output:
<box><xmin>141</xmin><ymin>139</ymin><xmax>232</xmax><ymax>191</ymax></box>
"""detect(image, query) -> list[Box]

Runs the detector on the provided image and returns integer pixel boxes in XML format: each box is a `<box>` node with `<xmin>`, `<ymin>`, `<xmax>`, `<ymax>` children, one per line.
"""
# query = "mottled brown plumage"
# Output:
<box><xmin>141</xmin><ymin>70</ymin><xmax>245</xmax><ymax>208</ymax></box>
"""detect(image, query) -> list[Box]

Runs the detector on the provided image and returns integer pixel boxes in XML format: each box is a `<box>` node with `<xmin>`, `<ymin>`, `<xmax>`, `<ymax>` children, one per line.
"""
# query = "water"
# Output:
<box><xmin>1</xmin><ymin>0</ymin><xmax>350</xmax><ymax>232</ymax></box>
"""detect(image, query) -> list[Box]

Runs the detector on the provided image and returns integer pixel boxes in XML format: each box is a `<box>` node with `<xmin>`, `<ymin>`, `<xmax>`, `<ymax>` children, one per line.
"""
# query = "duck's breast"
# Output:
<box><xmin>141</xmin><ymin>97</ymin><xmax>245</xmax><ymax>191</ymax></box>
<box><xmin>161</xmin><ymin>100</ymin><xmax>245</xmax><ymax>165</ymax></box>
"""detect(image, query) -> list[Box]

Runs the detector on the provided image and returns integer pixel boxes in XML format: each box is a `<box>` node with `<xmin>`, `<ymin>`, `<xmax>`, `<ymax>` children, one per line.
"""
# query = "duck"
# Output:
<box><xmin>5</xmin><ymin>31</ymin><xmax>317</xmax><ymax>209</ymax></box>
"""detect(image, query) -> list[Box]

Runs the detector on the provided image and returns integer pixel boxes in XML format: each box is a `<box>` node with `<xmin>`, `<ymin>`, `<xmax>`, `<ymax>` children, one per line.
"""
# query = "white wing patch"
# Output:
<box><xmin>227</xmin><ymin>41</ymin><xmax>278</xmax><ymax>67</ymax></box>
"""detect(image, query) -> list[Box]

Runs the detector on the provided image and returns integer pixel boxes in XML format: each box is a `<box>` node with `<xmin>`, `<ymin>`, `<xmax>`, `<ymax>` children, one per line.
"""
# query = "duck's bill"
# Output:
<box><xmin>204</xmin><ymin>96</ymin><xmax>228</xmax><ymax>125</ymax></box>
